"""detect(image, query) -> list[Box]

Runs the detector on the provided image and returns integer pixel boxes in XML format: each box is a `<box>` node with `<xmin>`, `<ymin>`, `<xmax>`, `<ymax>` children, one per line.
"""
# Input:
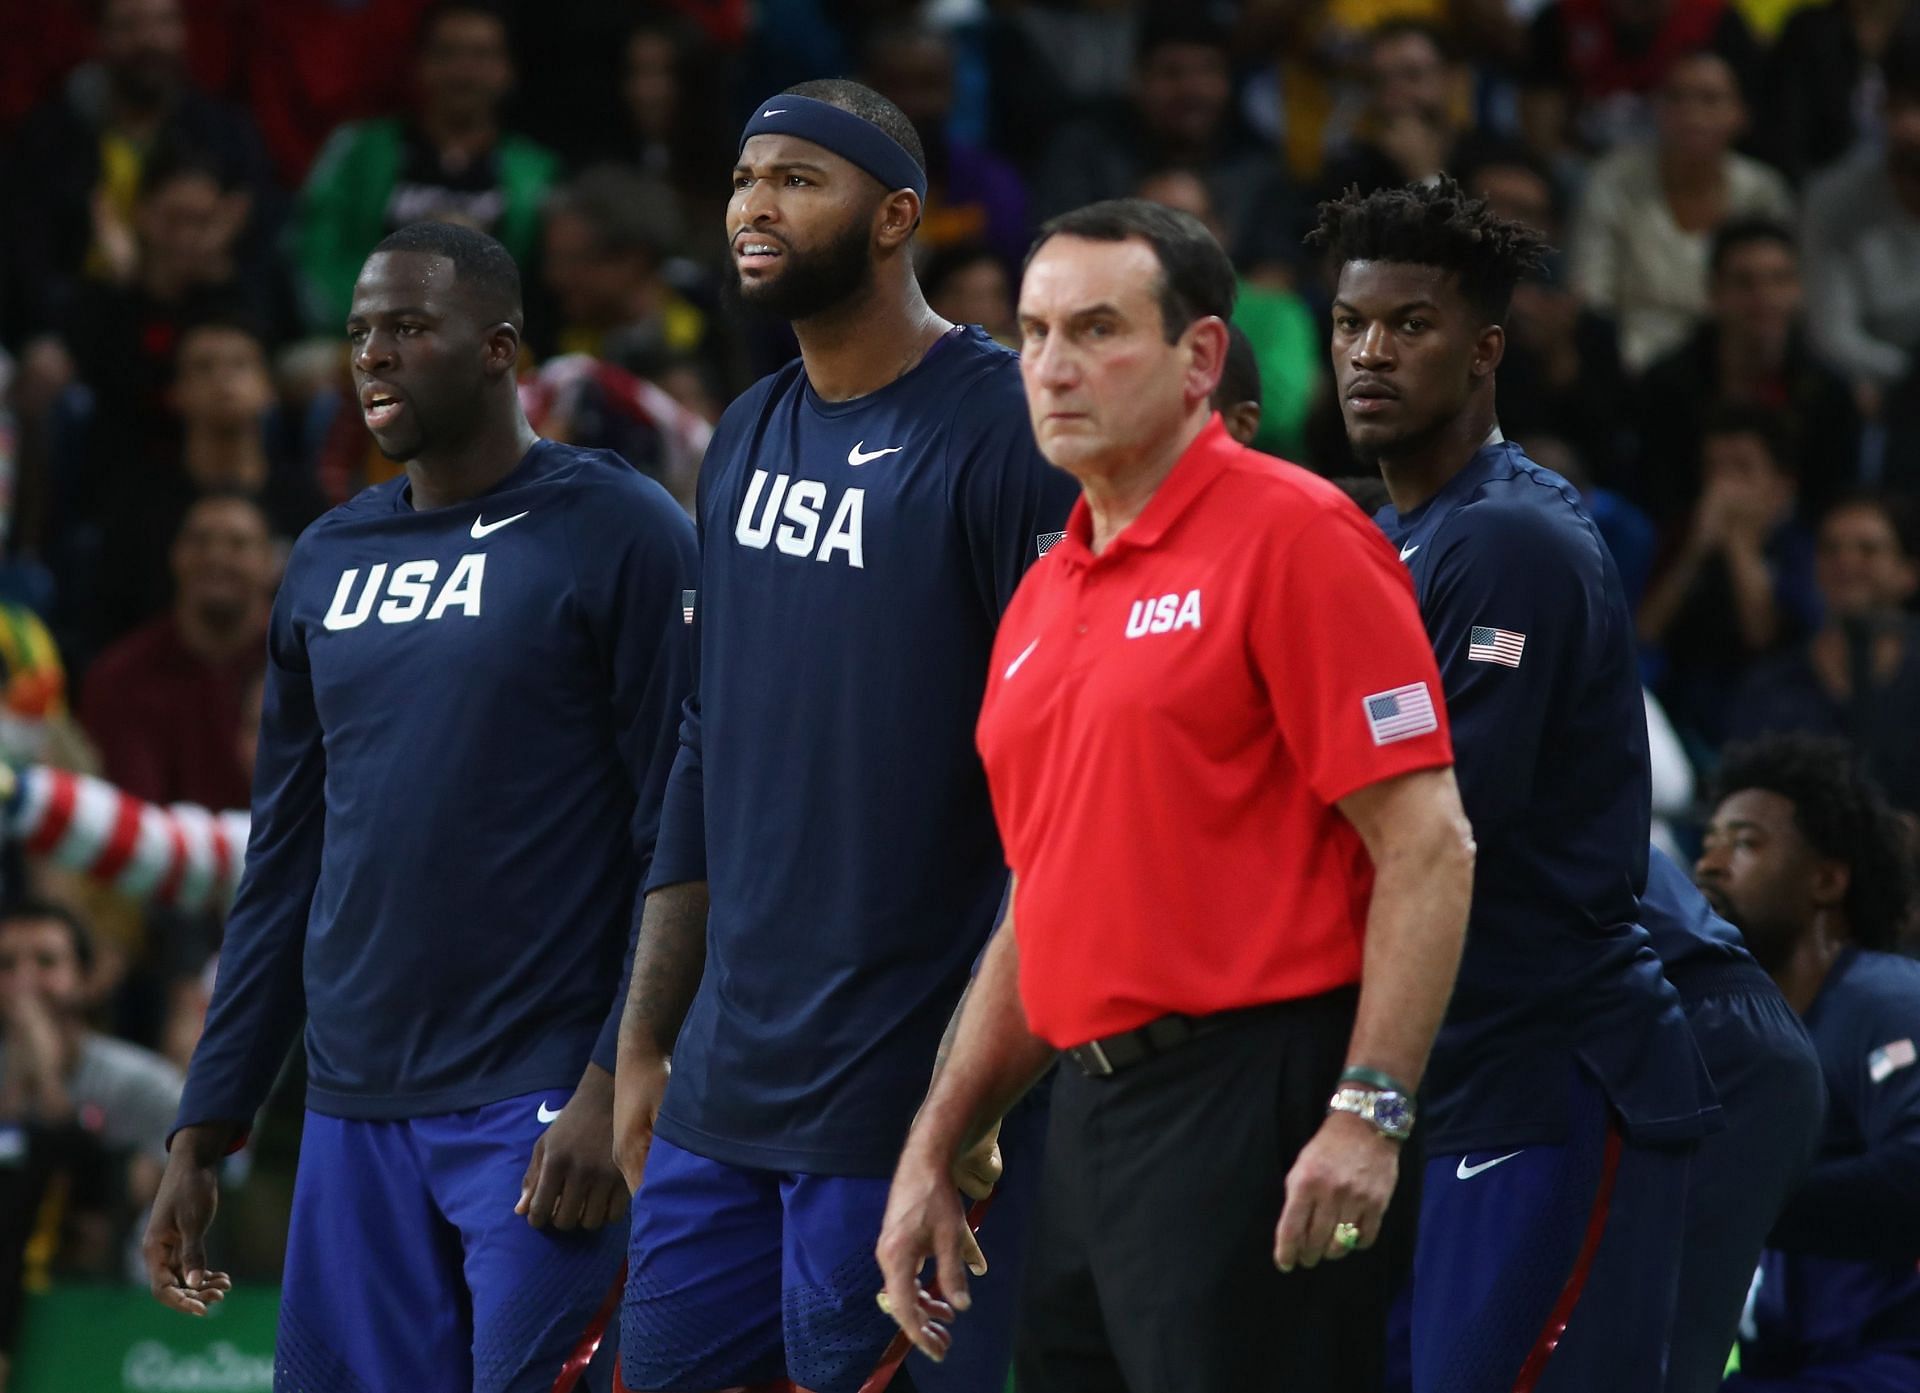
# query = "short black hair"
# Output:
<box><xmin>1307</xmin><ymin>175</ymin><xmax>1552</xmax><ymax>324</ymax></box>
<box><xmin>1215</xmin><ymin>322</ymin><xmax>1262</xmax><ymax>409</ymax></box>
<box><xmin>781</xmin><ymin>78</ymin><xmax>927</xmax><ymax>177</ymax></box>
<box><xmin>1710</xmin><ymin>217</ymin><xmax>1797</xmax><ymax>279</ymax></box>
<box><xmin>0</xmin><ymin>897</ymin><xmax>94</xmax><ymax>973</ymax></box>
<box><xmin>139</xmin><ymin>140</ymin><xmax>228</xmax><ymax>201</ymax></box>
<box><xmin>1712</xmin><ymin>734</ymin><xmax>1917</xmax><ymax>950</ymax></box>
<box><xmin>1029</xmin><ymin>198</ymin><xmax>1237</xmax><ymax>341</ymax></box>
<box><xmin>181</xmin><ymin>487</ymin><xmax>273</xmax><ymax>533</ymax></box>
<box><xmin>545</xmin><ymin>165</ymin><xmax>685</xmax><ymax>266</ymax></box>
<box><xmin>919</xmin><ymin>243</ymin><xmax>1008</xmax><ymax>302</ymax></box>
<box><xmin>420</xmin><ymin>0</ymin><xmax>510</xmax><ymax>44</ymax></box>
<box><xmin>176</xmin><ymin>305</ymin><xmax>270</xmax><ymax>356</ymax></box>
<box><xmin>1453</xmin><ymin>140</ymin><xmax>1566</xmax><ymax>227</ymax></box>
<box><xmin>370</xmin><ymin>221</ymin><xmax>523</xmax><ymax>326</ymax></box>
<box><xmin>1700</xmin><ymin>402</ymin><xmax>1797</xmax><ymax>478</ymax></box>
<box><xmin>1136</xmin><ymin>8</ymin><xmax>1231</xmax><ymax>66</ymax></box>
<box><xmin>1819</xmin><ymin>489</ymin><xmax>1919</xmax><ymax>558</ymax></box>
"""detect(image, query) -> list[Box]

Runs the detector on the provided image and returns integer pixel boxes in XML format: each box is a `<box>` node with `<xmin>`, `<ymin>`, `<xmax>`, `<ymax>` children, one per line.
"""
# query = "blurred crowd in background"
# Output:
<box><xmin>1</xmin><ymin>0</ymin><xmax>1918</xmax><ymax>1357</ymax></box>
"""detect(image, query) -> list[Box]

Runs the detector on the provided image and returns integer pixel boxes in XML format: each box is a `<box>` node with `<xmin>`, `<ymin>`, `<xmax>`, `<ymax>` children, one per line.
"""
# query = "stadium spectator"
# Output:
<box><xmin>1641</xmin><ymin>408</ymin><xmax>1822</xmax><ymax>745</ymax></box>
<box><xmin>291</xmin><ymin>0</ymin><xmax>558</xmax><ymax>333</ymax></box>
<box><xmin>880</xmin><ymin>197</ymin><xmax>1472</xmax><ymax>1390</ymax></box>
<box><xmin>1758</xmin><ymin>0</ymin><xmax>1912</xmax><ymax>185</ymax></box>
<box><xmin>1729</xmin><ymin>493</ymin><xmax>1920</xmax><ymax>808</ymax></box>
<box><xmin>1802</xmin><ymin>33</ymin><xmax>1920</xmax><ymax>409</ymax></box>
<box><xmin>0</xmin><ymin>900</ymin><xmax>184</xmax><ymax>1273</ymax></box>
<box><xmin>1454</xmin><ymin>146</ymin><xmax>1635</xmax><ymax>487</ymax></box>
<box><xmin>1521</xmin><ymin>0</ymin><xmax>1762</xmax><ymax>158</ymax></box>
<box><xmin>919</xmin><ymin>245</ymin><xmax>1018</xmax><ymax>345</ymax></box>
<box><xmin>1134</xmin><ymin>168</ymin><xmax>1321</xmax><ymax>457</ymax></box>
<box><xmin>1032</xmin><ymin>13</ymin><xmax>1295</xmax><ymax>249</ymax></box>
<box><xmin>608</xmin><ymin>15</ymin><xmax>735</xmax><ymax>237</ymax></box>
<box><xmin>863</xmin><ymin>22</ymin><xmax>1032</xmax><ymax>270</ymax></box>
<box><xmin>80</xmin><ymin>493</ymin><xmax>272</xmax><ymax>811</ymax></box>
<box><xmin>1216</xmin><ymin>323</ymin><xmax>1266</xmax><ymax>447</ymax></box>
<box><xmin>1571</xmin><ymin>49</ymin><xmax>1793</xmax><ymax>372</ymax></box>
<box><xmin>1635</xmin><ymin>219</ymin><xmax>1861</xmax><ymax>526</ymax></box>
<box><xmin>91</xmin><ymin>316</ymin><xmax>321</xmax><ymax>646</ymax></box>
<box><xmin>1697</xmin><ymin>735</ymin><xmax>1920</xmax><ymax>1392</ymax></box>
<box><xmin>1</xmin><ymin>0</ymin><xmax>281</xmax><ymax>348</ymax></box>
<box><xmin>1320</xmin><ymin>23</ymin><xmax>1488</xmax><ymax>199</ymax></box>
<box><xmin>538</xmin><ymin>166</ymin><xmax>720</xmax><ymax>396</ymax></box>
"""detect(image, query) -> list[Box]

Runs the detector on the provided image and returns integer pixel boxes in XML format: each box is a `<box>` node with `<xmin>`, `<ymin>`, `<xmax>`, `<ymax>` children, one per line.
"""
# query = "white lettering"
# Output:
<box><xmin>322</xmin><ymin>564</ymin><xmax>388</xmax><ymax>631</ymax></box>
<box><xmin>776</xmin><ymin>480</ymin><xmax>826</xmax><ymax>556</ymax></box>
<box><xmin>1125</xmin><ymin>589</ymin><xmax>1204</xmax><ymax>639</ymax></box>
<box><xmin>817</xmin><ymin>488</ymin><xmax>865</xmax><ymax>568</ymax></box>
<box><xmin>427</xmin><ymin>553</ymin><xmax>486</xmax><ymax>620</ymax></box>
<box><xmin>378</xmin><ymin>559</ymin><xmax>439</xmax><ymax>624</ymax></box>
<box><xmin>735</xmin><ymin>469</ymin><xmax>787</xmax><ymax>548</ymax></box>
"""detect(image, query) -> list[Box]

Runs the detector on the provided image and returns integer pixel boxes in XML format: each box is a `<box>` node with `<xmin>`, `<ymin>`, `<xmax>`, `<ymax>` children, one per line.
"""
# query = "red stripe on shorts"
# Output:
<box><xmin>1512</xmin><ymin>1119</ymin><xmax>1626</xmax><ymax>1392</ymax></box>
<box><xmin>553</xmin><ymin>1261</ymin><xmax>625</xmax><ymax>1393</ymax></box>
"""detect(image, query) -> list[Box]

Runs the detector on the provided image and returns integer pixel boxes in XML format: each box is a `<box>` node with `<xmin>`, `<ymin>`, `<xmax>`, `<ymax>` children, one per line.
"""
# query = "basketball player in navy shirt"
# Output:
<box><xmin>611</xmin><ymin>82</ymin><xmax>1074</xmax><ymax>1393</ymax></box>
<box><xmin>1317</xmin><ymin>180</ymin><xmax>1727</xmax><ymax>1391</ymax></box>
<box><xmin>142</xmin><ymin>224</ymin><xmax>697</xmax><ymax>1393</ymax></box>
<box><xmin>1700</xmin><ymin>736</ymin><xmax>1920</xmax><ymax>1393</ymax></box>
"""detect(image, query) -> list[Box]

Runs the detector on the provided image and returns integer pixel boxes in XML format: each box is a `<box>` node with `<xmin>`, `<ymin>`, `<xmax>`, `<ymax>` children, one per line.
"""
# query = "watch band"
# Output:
<box><xmin>1339</xmin><ymin>1065</ymin><xmax>1413</xmax><ymax>1095</ymax></box>
<box><xmin>1328</xmin><ymin>1085</ymin><xmax>1415</xmax><ymax>1141</ymax></box>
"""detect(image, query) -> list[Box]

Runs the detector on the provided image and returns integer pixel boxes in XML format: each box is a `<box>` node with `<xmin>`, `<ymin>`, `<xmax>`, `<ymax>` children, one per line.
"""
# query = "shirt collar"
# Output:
<box><xmin>1052</xmin><ymin>414</ymin><xmax>1236</xmax><ymax>572</ymax></box>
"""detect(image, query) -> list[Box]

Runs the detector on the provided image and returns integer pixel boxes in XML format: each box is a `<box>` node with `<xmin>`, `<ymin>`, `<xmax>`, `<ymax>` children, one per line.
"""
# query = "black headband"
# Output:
<box><xmin>739</xmin><ymin>94</ymin><xmax>928</xmax><ymax>202</ymax></box>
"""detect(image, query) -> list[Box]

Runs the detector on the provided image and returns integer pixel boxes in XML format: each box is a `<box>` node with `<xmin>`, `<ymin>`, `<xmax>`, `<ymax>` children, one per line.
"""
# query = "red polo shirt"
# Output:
<box><xmin>977</xmin><ymin>418</ymin><xmax>1454</xmax><ymax>1049</ymax></box>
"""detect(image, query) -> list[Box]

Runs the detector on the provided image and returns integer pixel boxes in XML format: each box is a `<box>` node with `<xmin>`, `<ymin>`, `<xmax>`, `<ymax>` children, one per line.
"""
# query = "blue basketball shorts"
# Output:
<box><xmin>276</xmin><ymin>1091</ymin><xmax>627</xmax><ymax>1393</ymax></box>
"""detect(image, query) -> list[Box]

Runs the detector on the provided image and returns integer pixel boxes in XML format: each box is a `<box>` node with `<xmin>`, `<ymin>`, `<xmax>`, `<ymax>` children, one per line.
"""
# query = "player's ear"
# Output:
<box><xmin>875</xmin><ymin>189</ymin><xmax>921</xmax><ymax>251</ymax></box>
<box><xmin>1812</xmin><ymin>857</ymin><xmax>1850</xmax><ymax>912</ymax></box>
<box><xmin>1186</xmin><ymin>315</ymin><xmax>1230</xmax><ymax>407</ymax></box>
<box><xmin>1473</xmin><ymin>322</ymin><xmax>1505</xmax><ymax>380</ymax></box>
<box><xmin>483</xmin><ymin>321</ymin><xmax>521</xmax><ymax>377</ymax></box>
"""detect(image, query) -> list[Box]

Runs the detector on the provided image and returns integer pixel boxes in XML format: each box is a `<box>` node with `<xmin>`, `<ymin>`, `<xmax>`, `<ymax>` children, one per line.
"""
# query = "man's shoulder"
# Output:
<box><xmin>86</xmin><ymin>615</ymin><xmax>182</xmax><ymax>685</ymax></box>
<box><xmin>542</xmin><ymin>443</ymin><xmax>694</xmax><ymax>536</ymax></box>
<box><xmin>1210</xmin><ymin>446</ymin><xmax>1378</xmax><ymax>539</ymax></box>
<box><xmin>76</xmin><ymin>1033</ymin><xmax>184</xmax><ymax>1098</ymax></box>
<box><xmin>1805</xmin><ymin>155</ymin><xmax>1888</xmax><ymax>227</ymax></box>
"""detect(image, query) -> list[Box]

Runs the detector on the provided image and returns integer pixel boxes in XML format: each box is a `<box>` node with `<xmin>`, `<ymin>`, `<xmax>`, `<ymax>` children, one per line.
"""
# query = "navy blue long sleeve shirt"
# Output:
<box><xmin>646</xmin><ymin>328</ymin><xmax>1077</xmax><ymax>1176</ymax></box>
<box><xmin>1377</xmin><ymin>439</ymin><xmax>1718</xmax><ymax>1152</ymax></box>
<box><xmin>1748</xmin><ymin>947</ymin><xmax>1920</xmax><ymax>1365</ymax></box>
<box><xmin>175</xmin><ymin>442</ymin><xmax>696</xmax><ymax>1129</ymax></box>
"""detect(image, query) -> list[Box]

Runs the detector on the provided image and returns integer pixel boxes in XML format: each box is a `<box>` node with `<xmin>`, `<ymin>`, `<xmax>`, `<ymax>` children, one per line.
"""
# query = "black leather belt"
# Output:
<box><xmin>1065</xmin><ymin>1011</ymin><xmax>1237</xmax><ymax>1077</ymax></box>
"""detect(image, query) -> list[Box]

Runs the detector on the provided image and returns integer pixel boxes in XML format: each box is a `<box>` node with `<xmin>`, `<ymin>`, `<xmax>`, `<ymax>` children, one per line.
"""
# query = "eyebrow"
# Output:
<box><xmin>1709</xmin><ymin>818</ymin><xmax>1764</xmax><ymax>835</ymax></box>
<box><xmin>346</xmin><ymin>305</ymin><xmax>436</xmax><ymax>326</ymax></box>
<box><xmin>1331</xmin><ymin>298</ymin><xmax>1441</xmax><ymax>317</ymax></box>
<box><xmin>733</xmin><ymin>160</ymin><xmax>833</xmax><ymax>177</ymax></box>
<box><xmin>1019</xmin><ymin>302</ymin><xmax>1126</xmax><ymax>326</ymax></box>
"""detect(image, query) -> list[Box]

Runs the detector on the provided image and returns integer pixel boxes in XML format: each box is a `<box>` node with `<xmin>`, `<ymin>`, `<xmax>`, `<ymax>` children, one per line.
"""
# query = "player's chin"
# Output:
<box><xmin>368</xmin><ymin>424</ymin><xmax>426</xmax><ymax>463</ymax></box>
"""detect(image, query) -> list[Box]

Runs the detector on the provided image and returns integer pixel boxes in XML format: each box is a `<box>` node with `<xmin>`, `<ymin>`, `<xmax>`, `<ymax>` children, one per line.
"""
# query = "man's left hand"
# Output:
<box><xmin>517</xmin><ymin>1063</ymin><xmax>628</xmax><ymax>1231</ymax></box>
<box><xmin>1273</xmin><ymin>1110</ymin><xmax>1399</xmax><ymax>1272</ymax></box>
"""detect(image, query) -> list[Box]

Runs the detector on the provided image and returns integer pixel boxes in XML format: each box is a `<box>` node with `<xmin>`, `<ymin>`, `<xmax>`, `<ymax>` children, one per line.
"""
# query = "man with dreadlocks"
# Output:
<box><xmin>1314</xmin><ymin>178</ymin><xmax>1726</xmax><ymax>1392</ymax></box>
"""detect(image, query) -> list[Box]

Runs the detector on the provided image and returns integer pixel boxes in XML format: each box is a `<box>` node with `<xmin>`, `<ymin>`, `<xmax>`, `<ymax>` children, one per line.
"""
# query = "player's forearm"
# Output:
<box><xmin>906</xmin><ymin>923</ymin><xmax>1055</xmax><ymax>1166</ymax></box>
<box><xmin>617</xmin><ymin>880</ymin><xmax>710</xmax><ymax>1063</ymax></box>
<box><xmin>1340</xmin><ymin>770</ymin><xmax>1474</xmax><ymax>1091</ymax></box>
<box><xmin>1770</xmin><ymin>1144</ymin><xmax>1920</xmax><ymax>1261</ymax></box>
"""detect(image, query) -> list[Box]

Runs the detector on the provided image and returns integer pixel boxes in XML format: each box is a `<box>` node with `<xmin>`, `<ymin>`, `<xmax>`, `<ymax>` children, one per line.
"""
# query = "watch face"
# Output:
<box><xmin>1373</xmin><ymin>1092</ymin><xmax>1414</xmax><ymax>1135</ymax></box>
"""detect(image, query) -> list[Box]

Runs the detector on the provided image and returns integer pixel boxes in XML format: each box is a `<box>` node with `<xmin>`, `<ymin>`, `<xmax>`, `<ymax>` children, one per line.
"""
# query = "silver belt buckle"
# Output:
<box><xmin>1074</xmin><ymin>1039</ymin><xmax>1114</xmax><ymax>1077</ymax></box>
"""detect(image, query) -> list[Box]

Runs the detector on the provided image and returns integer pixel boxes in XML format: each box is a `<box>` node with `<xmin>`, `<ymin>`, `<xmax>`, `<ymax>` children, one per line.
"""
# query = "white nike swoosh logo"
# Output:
<box><xmin>1400</xmin><ymin>544</ymin><xmax>1420</xmax><ymax>561</ymax></box>
<box><xmin>471</xmin><ymin>510</ymin><xmax>530</xmax><ymax>539</ymax></box>
<box><xmin>762</xmin><ymin>108</ymin><xmax>787</xmax><ymax>116</ymax></box>
<box><xmin>1456</xmin><ymin>1150</ymin><xmax>1523</xmax><ymax>1180</ymax></box>
<box><xmin>536</xmin><ymin>1102</ymin><xmax>563</xmax><ymax>1125</ymax></box>
<box><xmin>1004</xmin><ymin>637</ymin><xmax>1040</xmax><ymax>680</ymax></box>
<box><xmin>847</xmin><ymin>441</ymin><xmax>903</xmax><ymax>467</ymax></box>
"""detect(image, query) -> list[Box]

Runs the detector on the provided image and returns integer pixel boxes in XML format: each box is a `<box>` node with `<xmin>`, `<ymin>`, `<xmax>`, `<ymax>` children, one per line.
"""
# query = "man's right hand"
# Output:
<box><xmin>613</xmin><ymin>1050</ymin><xmax>669</xmax><ymax>1194</ymax></box>
<box><xmin>143</xmin><ymin>1124</ymin><xmax>236</xmax><ymax>1316</ymax></box>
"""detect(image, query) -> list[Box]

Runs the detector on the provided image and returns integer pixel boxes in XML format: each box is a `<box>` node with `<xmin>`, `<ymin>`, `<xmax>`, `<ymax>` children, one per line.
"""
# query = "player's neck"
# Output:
<box><xmin>794</xmin><ymin>278</ymin><xmax>951</xmax><ymax>403</ymax></box>
<box><xmin>1376</xmin><ymin>396</ymin><xmax>1499</xmax><ymax>515</ymax></box>
<box><xmin>405</xmin><ymin>407</ymin><xmax>540</xmax><ymax>512</ymax></box>
<box><xmin>1081</xmin><ymin>404</ymin><xmax>1211</xmax><ymax>555</ymax></box>
<box><xmin>1774</xmin><ymin>914</ymin><xmax>1848</xmax><ymax>1015</ymax></box>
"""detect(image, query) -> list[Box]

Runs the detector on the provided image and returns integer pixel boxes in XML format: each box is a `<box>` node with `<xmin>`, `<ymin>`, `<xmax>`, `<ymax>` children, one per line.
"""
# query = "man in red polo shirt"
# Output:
<box><xmin>875</xmin><ymin>199</ymin><xmax>1478</xmax><ymax>1391</ymax></box>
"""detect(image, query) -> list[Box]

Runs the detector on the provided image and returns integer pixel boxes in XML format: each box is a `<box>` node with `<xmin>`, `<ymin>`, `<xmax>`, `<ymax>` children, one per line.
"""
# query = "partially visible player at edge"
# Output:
<box><xmin>611</xmin><ymin>81</ymin><xmax>1075</xmax><ymax>1393</ymax></box>
<box><xmin>143</xmin><ymin>223</ymin><xmax>697</xmax><ymax>1393</ymax></box>
<box><xmin>1316</xmin><ymin>180</ymin><xmax>1730</xmax><ymax>1392</ymax></box>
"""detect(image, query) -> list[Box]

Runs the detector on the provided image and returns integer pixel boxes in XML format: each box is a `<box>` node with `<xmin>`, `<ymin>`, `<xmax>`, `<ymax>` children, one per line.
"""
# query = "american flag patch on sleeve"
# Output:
<box><xmin>1363</xmin><ymin>682</ymin><xmax>1439</xmax><ymax>745</ymax></box>
<box><xmin>681</xmin><ymin>589</ymin><xmax>696</xmax><ymax>625</ymax></box>
<box><xmin>1036</xmin><ymin>529</ymin><xmax>1066</xmax><ymax>557</ymax></box>
<box><xmin>1468</xmin><ymin>625</ymin><xmax>1526</xmax><ymax>667</ymax></box>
